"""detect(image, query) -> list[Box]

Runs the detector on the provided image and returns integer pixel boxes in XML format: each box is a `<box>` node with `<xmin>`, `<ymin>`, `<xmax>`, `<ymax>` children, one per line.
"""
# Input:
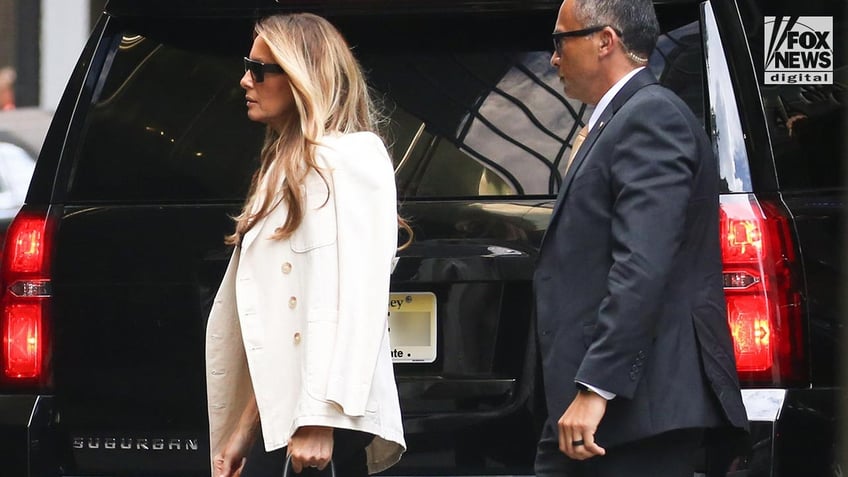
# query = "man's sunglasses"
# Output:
<box><xmin>552</xmin><ymin>25</ymin><xmax>623</xmax><ymax>54</ymax></box>
<box><xmin>243</xmin><ymin>57</ymin><xmax>285</xmax><ymax>83</ymax></box>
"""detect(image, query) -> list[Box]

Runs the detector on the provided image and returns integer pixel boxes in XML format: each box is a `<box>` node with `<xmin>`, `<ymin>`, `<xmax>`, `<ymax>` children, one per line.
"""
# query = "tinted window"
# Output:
<box><xmin>70</xmin><ymin>7</ymin><xmax>706</xmax><ymax>202</ymax></box>
<box><xmin>378</xmin><ymin>50</ymin><xmax>588</xmax><ymax>197</ymax></box>
<box><xmin>70</xmin><ymin>22</ymin><xmax>263</xmax><ymax>203</ymax></box>
<box><xmin>382</xmin><ymin>7</ymin><xmax>705</xmax><ymax>198</ymax></box>
<box><xmin>738</xmin><ymin>0</ymin><xmax>845</xmax><ymax>190</ymax></box>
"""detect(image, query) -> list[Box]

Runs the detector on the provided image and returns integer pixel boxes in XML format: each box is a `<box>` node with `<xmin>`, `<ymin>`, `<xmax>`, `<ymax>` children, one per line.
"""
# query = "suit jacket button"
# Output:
<box><xmin>289</xmin><ymin>296</ymin><xmax>297</xmax><ymax>309</ymax></box>
<box><xmin>293</xmin><ymin>332</ymin><xmax>301</xmax><ymax>344</ymax></box>
<box><xmin>281</xmin><ymin>262</ymin><xmax>292</xmax><ymax>274</ymax></box>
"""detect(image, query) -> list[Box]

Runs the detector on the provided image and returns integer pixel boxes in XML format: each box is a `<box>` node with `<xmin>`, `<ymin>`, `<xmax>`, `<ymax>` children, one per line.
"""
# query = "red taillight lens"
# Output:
<box><xmin>4</xmin><ymin>303</ymin><xmax>42</xmax><ymax>378</ymax></box>
<box><xmin>0</xmin><ymin>207</ymin><xmax>53</xmax><ymax>386</ymax></box>
<box><xmin>7</xmin><ymin>216</ymin><xmax>50</xmax><ymax>273</ymax></box>
<box><xmin>726</xmin><ymin>295</ymin><xmax>772</xmax><ymax>371</ymax></box>
<box><xmin>720</xmin><ymin>195</ymin><xmax>805</xmax><ymax>384</ymax></box>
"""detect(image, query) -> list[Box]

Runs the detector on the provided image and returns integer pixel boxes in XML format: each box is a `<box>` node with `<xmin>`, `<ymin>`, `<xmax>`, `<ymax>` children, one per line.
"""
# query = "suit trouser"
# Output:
<box><xmin>241</xmin><ymin>427</ymin><xmax>373</xmax><ymax>477</ymax></box>
<box><xmin>535</xmin><ymin>419</ymin><xmax>703</xmax><ymax>477</ymax></box>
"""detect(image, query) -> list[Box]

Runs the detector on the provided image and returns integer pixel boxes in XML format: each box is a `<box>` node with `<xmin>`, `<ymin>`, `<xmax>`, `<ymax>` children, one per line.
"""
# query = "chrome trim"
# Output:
<box><xmin>71</xmin><ymin>436</ymin><xmax>200</xmax><ymax>451</ymax></box>
<box><xmin>703</xmin><ymin>1</ymin><xmax>754</xmax><ymax>192</ymax></box>
<box><xmin>741</xmin><ymin>388</ymin><xmax>787</xmax><ymax>421</ymax></box>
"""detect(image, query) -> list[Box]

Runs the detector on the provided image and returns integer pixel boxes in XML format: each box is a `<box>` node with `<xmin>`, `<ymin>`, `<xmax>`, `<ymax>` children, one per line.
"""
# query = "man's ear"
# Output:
<box><xmin>597</xmin><ymin>28</ymin><xmax>616</xmax><ymax>57</ymax></box>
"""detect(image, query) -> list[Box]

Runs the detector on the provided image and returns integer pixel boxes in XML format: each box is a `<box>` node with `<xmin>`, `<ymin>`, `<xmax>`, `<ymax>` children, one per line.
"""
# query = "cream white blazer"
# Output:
<box><xmin>205</xmin><ymin>132</ymin><xmax>405</xmax><ymax>475</ymax></box>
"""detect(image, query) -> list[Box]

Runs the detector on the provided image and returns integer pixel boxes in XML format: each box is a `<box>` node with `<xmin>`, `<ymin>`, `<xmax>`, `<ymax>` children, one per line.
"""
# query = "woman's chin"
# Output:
<box><xmin>246</xmin><ymin>111</ymin><xmax>266</xmax><ymax>125</ymax></box>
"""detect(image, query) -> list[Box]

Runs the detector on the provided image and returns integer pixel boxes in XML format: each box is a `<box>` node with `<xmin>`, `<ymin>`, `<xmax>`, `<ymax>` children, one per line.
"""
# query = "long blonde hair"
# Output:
<box><xmin>226</xmin><ymin>13</ymin><xmax>411</xmax><ymax>247</ymax></box>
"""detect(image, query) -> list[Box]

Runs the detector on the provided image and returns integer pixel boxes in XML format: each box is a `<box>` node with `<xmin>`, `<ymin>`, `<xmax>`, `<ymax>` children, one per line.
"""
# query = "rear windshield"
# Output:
<box><xmin>70</xmin><ymin>6</ymin><xmax>705</xmax><ymax>202</ymax></box>
<box><xmin>738</xmin><ymin>0</ymin><xmax>845</xmax><ymax>191</ymax></box>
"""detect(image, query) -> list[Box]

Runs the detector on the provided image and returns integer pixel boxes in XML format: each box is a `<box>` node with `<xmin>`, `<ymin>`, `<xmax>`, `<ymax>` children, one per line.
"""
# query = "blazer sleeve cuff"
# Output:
<box><xmin>325</xmin><ymin>377</ymin><xmax>369</xmax><ymax>417</ymax></box>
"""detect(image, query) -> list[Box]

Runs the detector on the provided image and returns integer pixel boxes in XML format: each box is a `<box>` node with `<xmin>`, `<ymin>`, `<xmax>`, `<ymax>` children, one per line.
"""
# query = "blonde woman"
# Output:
<box><xmin>205</xmin><ymin>13</ymin><xmax>407</xmax><ymax>477</ymax></box>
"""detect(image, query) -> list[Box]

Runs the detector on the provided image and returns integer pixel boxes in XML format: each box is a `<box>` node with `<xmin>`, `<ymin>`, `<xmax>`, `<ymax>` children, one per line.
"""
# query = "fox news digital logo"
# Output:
<box><xmin>765</xmin><ymin>16</ymin><xmax>833</xmax><ymax>85</ymax></box>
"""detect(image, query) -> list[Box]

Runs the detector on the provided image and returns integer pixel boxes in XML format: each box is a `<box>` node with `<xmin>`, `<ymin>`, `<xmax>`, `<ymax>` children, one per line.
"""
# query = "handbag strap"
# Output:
<box><xmin>282</xmin><ymin>454</ymin><xmax>336</xmax><ymax>477</ymax></box>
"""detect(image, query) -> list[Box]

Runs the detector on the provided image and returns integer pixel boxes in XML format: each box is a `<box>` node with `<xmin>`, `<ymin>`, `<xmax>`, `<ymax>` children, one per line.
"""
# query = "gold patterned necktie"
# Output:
<box><xmin>565</xmin><ymin>125</ymin><xmax>589</xmax><ymax>173</ymax></box>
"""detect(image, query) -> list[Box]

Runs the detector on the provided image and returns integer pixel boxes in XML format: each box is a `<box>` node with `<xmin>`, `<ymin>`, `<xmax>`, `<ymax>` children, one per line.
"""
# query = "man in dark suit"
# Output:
<box><xmin>533</xmin><ymin>1</ymin><xmax>749</xmax><ymax>476</ymax></box>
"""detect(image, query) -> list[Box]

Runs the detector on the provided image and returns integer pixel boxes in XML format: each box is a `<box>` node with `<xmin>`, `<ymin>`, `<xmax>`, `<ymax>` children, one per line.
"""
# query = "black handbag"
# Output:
<box><xmin>282</xmin><ymin>455</ymin><xmax>336</xmax><ymax>477</ymax></box>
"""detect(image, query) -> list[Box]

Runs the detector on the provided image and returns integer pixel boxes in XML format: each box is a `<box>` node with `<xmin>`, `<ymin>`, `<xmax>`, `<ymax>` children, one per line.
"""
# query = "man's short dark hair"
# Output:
<box><xmin>572</xmin><ymin>0</ymin><xmax>660</xmax><ymax>60</ymax></box>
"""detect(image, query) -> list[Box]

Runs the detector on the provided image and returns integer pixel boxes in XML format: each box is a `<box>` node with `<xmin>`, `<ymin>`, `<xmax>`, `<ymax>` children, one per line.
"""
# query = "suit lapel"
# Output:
<box><xmin>546</xmin><ymin>69</ymin><xmax>658</xmax><ymax>239</ymax></box>
<box><xmin>558</xmin><ymin>120</ymin><xmax>606</xmax><ymax>196</ymax></box>
<box><xmin>548</xmin><ymin>119</ymin><xmax>606</xmax><ymax>224</ymax></box>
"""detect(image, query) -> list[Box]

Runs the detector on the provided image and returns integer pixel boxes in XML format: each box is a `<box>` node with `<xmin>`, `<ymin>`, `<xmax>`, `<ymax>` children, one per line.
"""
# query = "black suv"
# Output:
<box><xmin>0</xmin><ymin>0</ymin><xmax>843</xmax><ymax>476</ymax></box>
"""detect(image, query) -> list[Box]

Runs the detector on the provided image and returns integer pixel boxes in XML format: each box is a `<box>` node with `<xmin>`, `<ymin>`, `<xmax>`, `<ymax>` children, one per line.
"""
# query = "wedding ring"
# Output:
<box><xmin>572</xmin><ymin>439</ymin><xmax>585</xmax><ymax>446</ymax></box>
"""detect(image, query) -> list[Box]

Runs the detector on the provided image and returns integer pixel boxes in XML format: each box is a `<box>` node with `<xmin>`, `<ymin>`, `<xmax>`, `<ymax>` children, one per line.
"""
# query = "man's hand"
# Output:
<box><xmin>558</xmin><ymin>389</ymin><xmax>608</xmax><ymax>460</ymax></box>
<box><xmin>288</xmin><ymin>426</ymin><xmax>334</xmax><ymax>473</ymax></box>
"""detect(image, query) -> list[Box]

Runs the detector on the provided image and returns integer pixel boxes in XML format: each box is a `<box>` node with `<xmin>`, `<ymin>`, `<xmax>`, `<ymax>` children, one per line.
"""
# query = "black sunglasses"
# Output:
<box><xmin>552</xmin><ymin>25</ymin><xmax>623</xmax><ymax>54</ymax></box>
<box><xmin>243</xmin><ymin>57</ymin><xmax>285</xmax><ymax>83</ymax></box>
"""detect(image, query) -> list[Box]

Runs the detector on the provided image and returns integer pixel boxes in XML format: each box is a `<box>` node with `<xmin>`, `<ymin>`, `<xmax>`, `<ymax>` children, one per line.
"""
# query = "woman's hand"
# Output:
<box><xmin>288</xmin><ymin>426</ymin><xmax>334</xmax><ymax>473</ymax></box>
<box><xmin>214</xmin><ymin>397</ymin><xmax>260</xmax><ymax>477</ymax></box>
<box><xmin>213</xmin><ymin>427</ymin><xmax>256</xmax><ymax>477</ymax></box>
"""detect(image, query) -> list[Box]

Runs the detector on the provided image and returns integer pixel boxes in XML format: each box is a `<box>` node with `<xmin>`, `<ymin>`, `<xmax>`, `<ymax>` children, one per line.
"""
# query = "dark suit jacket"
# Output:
<box><xmin>534</xmin><ymin>69</ymin><xmax>748</xmax><ymax>449</ymax></box>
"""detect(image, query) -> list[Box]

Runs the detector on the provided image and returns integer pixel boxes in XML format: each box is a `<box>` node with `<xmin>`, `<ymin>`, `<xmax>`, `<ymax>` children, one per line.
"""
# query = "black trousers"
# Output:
<box><xmin>241</xmin><ymin>428</ymin><xmax>373</xmax><ymax>477</ymax></box>
<box><xmin>535</xmin><ymin>420</ymin><xmax>703</xmax><ymax>477</ymax></box>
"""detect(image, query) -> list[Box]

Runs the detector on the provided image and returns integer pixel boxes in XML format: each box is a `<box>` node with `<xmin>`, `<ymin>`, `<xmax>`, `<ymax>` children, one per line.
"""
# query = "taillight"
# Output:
<box><xmin>720</xmin><ymin>195</ymin><xmax>805</xmax><ymax>385</ymax></box>
<box><xmin>0</xmin><ymin>207</ymin><xmax>54</xmax><ymax>387</ymax></box>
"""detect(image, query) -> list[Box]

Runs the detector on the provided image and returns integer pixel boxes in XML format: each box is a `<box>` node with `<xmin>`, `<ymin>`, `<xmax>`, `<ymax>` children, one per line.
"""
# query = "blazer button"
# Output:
<box><xmin>288</xmin><ymin>296</ymin><xmax>297</xmax><ymax>309</ymax></box>
<box><xmin>281</xmin><ymin>262</ymin><xmax>292</xmax><ymax>274</ymax></box>
<box><xmin>293</xmin><ymin>332</ymin><xmax>301</xmax><ymax>344</ymax></box>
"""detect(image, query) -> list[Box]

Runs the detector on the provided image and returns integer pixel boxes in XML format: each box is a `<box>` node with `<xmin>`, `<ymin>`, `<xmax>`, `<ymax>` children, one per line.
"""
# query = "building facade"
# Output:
<box><xmin>0</xmin><ymin>0</ymin><xmax>106</xmax><ymax>110</ymax></box>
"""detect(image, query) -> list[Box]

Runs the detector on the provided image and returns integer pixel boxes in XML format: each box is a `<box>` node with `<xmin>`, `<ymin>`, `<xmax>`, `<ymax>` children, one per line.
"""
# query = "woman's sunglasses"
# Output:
<box><xmin>243</xmin><ymin>57</ymin><xmax>285</xmax><ymax>83</ymax></box>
